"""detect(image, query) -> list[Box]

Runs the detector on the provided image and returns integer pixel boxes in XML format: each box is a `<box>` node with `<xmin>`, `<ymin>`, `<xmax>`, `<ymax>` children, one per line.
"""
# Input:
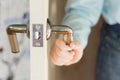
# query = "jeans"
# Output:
<box><xmin>95</xmin><ymin>23</ymin><xmax>120</xmax><ymax>80</ymax></box>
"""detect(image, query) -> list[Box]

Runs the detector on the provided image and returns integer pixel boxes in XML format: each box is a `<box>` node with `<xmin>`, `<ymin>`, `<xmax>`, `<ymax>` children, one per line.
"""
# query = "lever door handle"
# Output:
<box><xmin>47</xmin><ymin>19</ymin><xmax>73</xmax><ymax>45</ymax></box>
<box><xmin>7</xmin><ymin>24</ymin><xmax>29</xmax><ymax>53</ymax></box>
<box><xmin>7</xmin><ymin>19</ymin><xmax>73</xmax><ymax>53</ymax></box>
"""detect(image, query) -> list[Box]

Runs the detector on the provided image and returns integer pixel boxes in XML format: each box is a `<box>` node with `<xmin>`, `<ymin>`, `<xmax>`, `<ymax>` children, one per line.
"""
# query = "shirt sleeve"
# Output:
<box><xmin>62</xmin><ymin>0</ymin><xmax>104</xmax><ymax>49</ymax></box>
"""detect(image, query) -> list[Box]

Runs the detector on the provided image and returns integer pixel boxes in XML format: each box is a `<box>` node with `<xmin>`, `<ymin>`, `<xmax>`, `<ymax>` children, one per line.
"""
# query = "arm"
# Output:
<box><xmin>62</xmin><ymin>0</ymin><xmax>104</xmax><ymax>48</ymax></box>
<box><xmin>50</xmin><ymin>0</ymin><xmax>104</xmax><ymax>66</ymax></box>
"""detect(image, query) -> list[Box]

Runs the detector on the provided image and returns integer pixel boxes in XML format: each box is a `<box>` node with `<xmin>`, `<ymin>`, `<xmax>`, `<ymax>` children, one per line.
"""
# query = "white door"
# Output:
<box><xmin>30</xmin><ymin>0</ymin><xmax>49</xmax><ymax>80</ymax></box>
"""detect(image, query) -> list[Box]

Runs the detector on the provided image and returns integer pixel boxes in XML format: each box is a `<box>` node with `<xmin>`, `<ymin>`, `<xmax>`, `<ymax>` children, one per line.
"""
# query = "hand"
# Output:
<box><xmin>50</xmin><ymin>39</ymin><xmax>84</xmax><ymax>66</ymax></box>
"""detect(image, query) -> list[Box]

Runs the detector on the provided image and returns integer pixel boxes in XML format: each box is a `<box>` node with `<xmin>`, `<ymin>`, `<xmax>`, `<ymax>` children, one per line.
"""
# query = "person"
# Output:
<box><xmin>50</xmin><ymin>0</ymin><xmax>120</xmax><ymax>80</ymax></box>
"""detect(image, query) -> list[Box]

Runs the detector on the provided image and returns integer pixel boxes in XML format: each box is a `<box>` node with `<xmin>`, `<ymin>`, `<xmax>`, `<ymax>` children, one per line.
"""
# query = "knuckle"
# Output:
<box><xmin>55</xmin><ymin>60</ymin><xmax>64</xmax><ymax>66</ymax></box>
<box><xmin>54</xmin><ymin>39</ymin><xmax>60</xmax><ymax>45</ymax></box>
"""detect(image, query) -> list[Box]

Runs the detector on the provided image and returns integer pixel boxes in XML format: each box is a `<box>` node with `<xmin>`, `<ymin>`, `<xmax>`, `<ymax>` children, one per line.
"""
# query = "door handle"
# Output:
<box><xmin>7</xmin><ymin>24</ymin><xmax>30</xmax><ymax>53</ymax></box>
<box><xmin>7</xmin><ymin>19</ymin><xmax>73</xmax><ymax>53</ymax></box>
<box><xmin>47</xmin><ymin>19</ymin><xmax>73</xmax><ymax>45</ymax></box>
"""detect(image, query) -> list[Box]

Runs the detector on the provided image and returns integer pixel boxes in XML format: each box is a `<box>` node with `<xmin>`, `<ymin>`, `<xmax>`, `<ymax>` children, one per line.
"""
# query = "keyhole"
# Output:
<box><xmin>35</xmin><ymin>32</ymin><xmax>41</xmax><ymax>40</ymax></box>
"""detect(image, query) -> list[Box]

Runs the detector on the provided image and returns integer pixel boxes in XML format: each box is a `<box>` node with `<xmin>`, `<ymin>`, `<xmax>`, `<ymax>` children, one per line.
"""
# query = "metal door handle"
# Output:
<box><xmin>7</xmin><ymin>24</ymin><xmax>29</xmax><ymax>53</ymax></box>
<box><xmin>7</xmin><ymin>19</ymin><xmax>73</xmax><ymax>53</ymax></box>
<box><xmin>46</xmin><ymin>19</ymin><xmax>73</xmax><ymax>45</ymax></box>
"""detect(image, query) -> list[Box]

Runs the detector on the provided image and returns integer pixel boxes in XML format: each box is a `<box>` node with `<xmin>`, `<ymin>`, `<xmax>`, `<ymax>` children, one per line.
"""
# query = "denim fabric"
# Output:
<box><xmin>95</xmin><ymin>23</ymin><xmax>120</xmax><ymax>80</ymax></box>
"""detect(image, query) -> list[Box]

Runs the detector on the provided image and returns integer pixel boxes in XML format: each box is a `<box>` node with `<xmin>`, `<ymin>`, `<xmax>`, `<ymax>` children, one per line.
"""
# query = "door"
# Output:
<box><xmin>30</xmin><ymin>0</ymin><xmax>49</xmax><ymax>80</ymax></box>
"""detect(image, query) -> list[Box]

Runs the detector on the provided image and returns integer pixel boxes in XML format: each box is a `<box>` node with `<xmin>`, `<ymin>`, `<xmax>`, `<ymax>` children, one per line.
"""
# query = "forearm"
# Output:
<box><xmin>62</xmin><ymin>0</ymin><xmax>104</xmax><ymax>49</ymax></box>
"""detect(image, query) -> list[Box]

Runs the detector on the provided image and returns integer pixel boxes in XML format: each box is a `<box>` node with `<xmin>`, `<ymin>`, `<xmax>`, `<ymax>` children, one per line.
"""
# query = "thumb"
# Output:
<box><xmin>70</xmin><ymin>41</ymin><xmax>82</xmax><ymax>49</ymax></box>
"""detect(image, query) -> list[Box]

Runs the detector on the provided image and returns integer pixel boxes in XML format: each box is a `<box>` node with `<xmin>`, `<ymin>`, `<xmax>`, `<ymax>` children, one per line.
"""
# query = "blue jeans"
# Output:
<box><xmin>95</xmin><ymin>23</ymin><xmax>120</xmax><ymax>80</ymax></box>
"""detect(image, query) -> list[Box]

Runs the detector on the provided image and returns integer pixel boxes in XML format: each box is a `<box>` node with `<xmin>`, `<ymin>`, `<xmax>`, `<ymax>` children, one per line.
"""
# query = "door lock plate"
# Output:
<box><xmin>33</xmin><ymin>24</ymin><xmax>43</xmax><ymax>47</ymax></box>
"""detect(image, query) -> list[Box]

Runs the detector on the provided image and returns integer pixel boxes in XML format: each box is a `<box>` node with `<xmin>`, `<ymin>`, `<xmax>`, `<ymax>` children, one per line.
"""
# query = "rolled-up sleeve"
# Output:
<box><xmin>62</xmin><ymin>0</ymin><xmax>104</xmax><ymax>49</ymax></box>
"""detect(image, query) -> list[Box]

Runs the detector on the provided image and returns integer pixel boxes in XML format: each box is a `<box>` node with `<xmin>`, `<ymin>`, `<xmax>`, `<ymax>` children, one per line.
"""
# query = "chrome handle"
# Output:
<box><xmin>7</xmin><ymin>19</ymin><xmax>73</xmax><ymax>53</ymax></box>
<box><xmin>7</xmin><ymin>24</ymin><xmax>28</xmax><ymax>53</ymax></box>
<box><xmin>47</xmin><ymin>19</ymin><xmax>73</xmax><ymax>45</ymax></box>
<box><xmin>51</xmin><ymin>25</ymin><xmax>73</xmax><ymax>45</ymax></box>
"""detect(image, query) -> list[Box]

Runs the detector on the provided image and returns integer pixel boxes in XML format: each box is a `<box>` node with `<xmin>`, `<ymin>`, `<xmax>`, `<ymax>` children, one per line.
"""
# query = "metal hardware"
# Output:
<box><xmin>47</xmin><ymin>19</ymin><xmax>73</xmax><ymax>45</ymax></box>
<box><xmin>7</xmin><ymin>24</ymin><xmax>29</xmax><ymax>53</ymax></box>
<box><xmin>7</xmin><ymin>19</ymin><xmax>73</xmax><ymax>53</ymax></box>
<box><xmin>33</xmin><ymin>24</ymin><xmax>43</xmax><ymax>47</ymax></box>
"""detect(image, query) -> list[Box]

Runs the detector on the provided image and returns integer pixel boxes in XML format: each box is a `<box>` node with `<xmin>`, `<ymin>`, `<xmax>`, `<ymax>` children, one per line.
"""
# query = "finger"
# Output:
<box><xmin>50</xmin><ymin>51</ymin><xmax>65</xmax><ymax>66</ymax></box>
<box><xmin>73</xmin><ymin>51</ymin><xmax>82</xmax><ymax>63</ymax></box>
<box><xmin>50</xmin><ymin>41</ymin><xmax>62</xmax><ymax>65</ymax></box>
<box><xmin>53</xmin><ymin>51</ymin><xmax>74</xmax><ymax>66</ymax></box>
<box><xmin>55</xmin><ymin>39</ymin><xmax>72</xmax><ymax>51</ymax></box>
<box><xmin>68</xmin><ymin>41</ymin><xmax>84</xmax><ymax>64</ymax></box>
<box><xmin>51</xmin><ymin>39</ymin><xmax>72</xmax><ymax>58</ymax></box>
<box><xmin>50</xmin><ymin>39</ymin><xmax>74</xmax><ymax>66</ymax></box>
<box><xmin>63</xmin><ymin>51</ymin><xmax>75</xmax><ymax>66</ymax></box>
<box><xmin>70</xmin><ymin>41</ymin><xmax>82</xmax><ymax>50</ymax></box>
